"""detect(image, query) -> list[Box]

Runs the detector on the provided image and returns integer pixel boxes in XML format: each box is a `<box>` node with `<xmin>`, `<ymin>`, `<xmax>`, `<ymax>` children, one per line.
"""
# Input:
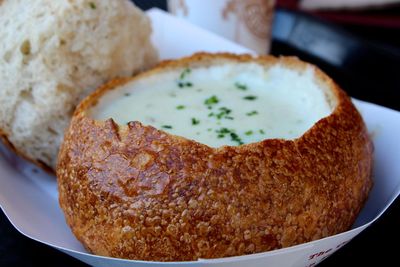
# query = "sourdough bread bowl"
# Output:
<box><xmin>57</xmin><ymin>53</ymin><xmax>373</xmax><ymax>261</ymax></box>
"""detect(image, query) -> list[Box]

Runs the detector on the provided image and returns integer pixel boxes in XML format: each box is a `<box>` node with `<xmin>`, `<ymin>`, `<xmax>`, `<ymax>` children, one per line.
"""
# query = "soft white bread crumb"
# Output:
<box><xmin>0</xmin><ymin>0</ymin><xmax>158</xmax><ymax>169</ymax></box>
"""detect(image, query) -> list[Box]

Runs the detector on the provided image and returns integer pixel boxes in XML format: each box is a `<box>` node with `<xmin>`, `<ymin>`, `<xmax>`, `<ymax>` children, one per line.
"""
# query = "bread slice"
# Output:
<box><xmin>0</xmin><ymin>0</ymin><xmax>158</xmax><ymax>170</ymax></box>
<box><xmin>58</xmin><ymin>53</ymin><xmax>373</xmax><ymax>261</ymax></box>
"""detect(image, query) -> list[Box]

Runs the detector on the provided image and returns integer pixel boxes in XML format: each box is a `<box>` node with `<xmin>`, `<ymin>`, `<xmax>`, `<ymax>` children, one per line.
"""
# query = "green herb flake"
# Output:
<box><xmin>204</xmin><ymin>95</ymin><xmax>219</xmax><ymax>106</ymax></box>
<box><xmin>177</xmin><ymin>81</ymin><xmax>193</xmax><ymax>88</ymax></box>
<box><xmin>215</xmin><ymin>128</ymin><xmax>229</xmax><ymax>138</ymax></box>
<box><xmin>89</xmin><ymin>2</ymin><xmax>96</xmax><ymax>9</ymax></box>
<box><xmin>246</xmin><ymin>110</ymin><xmax>258</xmax><ymax>116</ymax></box>
<box><xmin>176</xmin><ymin>68</ymin><xmax>193</xmax><ymax>88</ymax></box>
<box><xmin>216</xmin><ymin>128</ymin><xmax>231</xmax><ymax>134</ymax></box>
<box><xmin>216</xmin><ymin>107</ymin><xmax>231</xmax><ymax>119</ymax></box>
<box><xmin>235</xmin><ymin>82</ymin><xmax>247</xmax><ymax>91</ymax></box>
<box><xmin>179</xmin><ymin>68</ymin><xmax>191</xmax><ymax>80</ymax></box>
<box><xmin>178</xmin><ymin>81</ymin><xmax>193</xmax><ymax>88</ymax></box>
<box><xmin>243</xmin><ymin>95</ymin><xmax>257</xmax><ymax>101</ymax></box>
<box><xmin>230</xmin><ymin>132</ymin><xmax>244</xmax><ymax>145</ymax></box>
<box><xmin>177</xmin><ymin>81</ymin><xmax>185</xmax><ymax>88</ymax></box>
<box><xmin>215</xmin><ymin>128</ymin><xmax>243</xmax><ymax>144</ymax></box>
<box><xmin>209</xmin><ymin>106</ymin><xmax>233</xmax><ymax>120</ymax></box>
<box><xmin>176</xmin><ymin>105</ymin><xmax>185</xmax><ymax>110</ymax></box>
<box><xmin>124</xmin><ymin>93</ymin><xmax>131</xmax><ymax>97</ymax></box>
<box><xmin>259</xmin><ymin>129</ymin><xmax>265</xmax><ymax>134</ymax></box>
<box><xmin>219</xmin><ymin>107</ymin><xmax>231</xmax><ymax>113</ymax></box>
<box><xmin>161</xmin><ymin>125</ymin><xmax>173</xmax><ymax>129</ymax></box>
<box><xmin>191</xmin><ymin>118</ymin><xmax>200</xmax><ymax>125</ymax></box>
<box><xmin>245</xmin><ymin>130</ymin><xmax>253</xmax><ymax>136</ymax></box>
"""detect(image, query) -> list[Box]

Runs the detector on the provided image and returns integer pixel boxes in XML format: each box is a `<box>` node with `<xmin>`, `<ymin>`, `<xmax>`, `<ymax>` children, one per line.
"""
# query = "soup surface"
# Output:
<box><xmin>91</xmin><ymin>63</ymin><xmax>334</xmax><ymax>146</ymax></box>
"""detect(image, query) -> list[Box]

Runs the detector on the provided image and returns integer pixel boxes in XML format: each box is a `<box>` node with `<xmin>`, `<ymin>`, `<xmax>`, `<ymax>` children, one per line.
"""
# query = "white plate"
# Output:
<box><xmin>1</xmin><ymin>8</ymin><xmax>400</xmax><ymax>267</ymax></box>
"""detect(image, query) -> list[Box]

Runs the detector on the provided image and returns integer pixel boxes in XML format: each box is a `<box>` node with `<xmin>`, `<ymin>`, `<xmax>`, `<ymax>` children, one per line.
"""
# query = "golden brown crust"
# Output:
<box><xmin>57</xmin><ymin>53</ymin><xmax>373</xmax><ymax>261</ymax></box>
<box><xmin>0</xmin><ymin>128</ymin><xmax>54</xmax><ymax>173</ymax></box>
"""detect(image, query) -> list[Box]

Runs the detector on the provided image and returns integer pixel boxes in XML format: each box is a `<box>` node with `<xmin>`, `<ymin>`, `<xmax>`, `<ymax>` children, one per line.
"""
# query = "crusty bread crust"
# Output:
<box><xmin>0</xmin><ymin>129</ymin><xmax>53</xmax><ymax>172</ymax></box>
<box><xmin>57</xmin><ymin>53</ymin><xmax>373</xmax><ymax>261</ymax></box>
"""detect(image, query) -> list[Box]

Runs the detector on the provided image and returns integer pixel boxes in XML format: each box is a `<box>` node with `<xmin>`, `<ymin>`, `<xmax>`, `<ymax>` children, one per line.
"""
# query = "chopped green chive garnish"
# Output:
<box><xmin>178</xmin><ymin>81</ymin><xmax>193</xmax><ymax>88</ymax></box>
<box><xmin>179</xmin><ymin>68</ymin><xmax>191</xmax><ymax>80</ymax></box>
<box><xmin>124</xmin><ymin>93</ymin><xmax>131</xmax><ymax>97</ymax></box>
<box><xmin>215</xmin><ymin>128</ymin><xmax>229</xmax><ymax>138</ymax></box>
<box><xmin>216</xmin><ymin>107</ymin><xmax>231</xmax><ymax>119</ymax></box>
<box><xmin>215</xmin><ymin>128</ymin><xmax>243</xmax><ymax>145</ymax></box>
<box><xmin>177</xmin><ymin>68</ymin><xmax>193</xmax><ymax>88</ymax></box>
<box><xmin>208</xmin><ymin>107</ymin><xmax>233</xmax><ymax>120</ymax></box>
<box><xmin>176</xmin><ymin>105</ymin><xmax>185</xmax><ymax>110</ymax></box>
<box><xmin>243</xmin><ymin>95</ymin><xmax>257</xmax><ymax>101</ymax></box>
<box><xmin>216</xmin><ymin>128</ymin><xmax>231</xmax><ymax>134</ymax></box>
<box><xmin>245</xmin><ymin>130</ymin><xmax>253</xmax><ymax>136</ymax></box>
<box><xmin>230</xmin><ymin>132</ymin><xmax>244</xmax><ymax>145</ymax></box>
<box><xmin>191</xmin><ymin>118</ymin><xmax>200</xmax><ymax>125</ymax></box>
<box><xmin>219</xmin><ymin>107</ymin><xmax>231</xmax><ymax>113</ymax></box>
<box><xmin>246</xmin><ymin>110</ymin><xmax>258</xmax><ymax>116</ymax></box>
<box><xmin>204</xmin><ymin>95</ymin><xmax>219</xmax><ymax>106</ymax></box>
<box><xmin>89</xmin><ymin>2</ymin><xmax>96</xmax><ymax>9</ymax></box>
<box><xmin>235</xmin><ymin>82</ymin><xmax>247</xmax><ymax>91</ymax></box>
<box><xmin>161</xmin><ymin>125</ymin><xmax>173</xmax><ymax>129</ymax></box>
<box><xmin>259</xmin><ymin>129</ymin><xmax>265</xmax><ymax>134</ymax></box>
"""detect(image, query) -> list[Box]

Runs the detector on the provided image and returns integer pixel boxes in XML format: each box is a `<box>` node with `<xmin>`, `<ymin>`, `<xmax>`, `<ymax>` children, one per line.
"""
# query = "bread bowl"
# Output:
<box><xmin>57</xmin><ymin>53</ymin><xmax>373</xmax><ymax>261</ymax></box>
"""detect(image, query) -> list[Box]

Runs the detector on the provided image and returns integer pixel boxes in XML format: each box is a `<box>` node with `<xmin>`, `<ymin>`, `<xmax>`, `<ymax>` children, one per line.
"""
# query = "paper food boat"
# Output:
<box><xmin>1</xmin><ymin>9</ymin><xmax>400</xmax><ymax>267</ymax></box>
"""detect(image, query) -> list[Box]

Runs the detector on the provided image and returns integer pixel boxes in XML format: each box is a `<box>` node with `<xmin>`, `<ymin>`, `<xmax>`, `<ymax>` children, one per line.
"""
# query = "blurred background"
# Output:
<box><xmin>1</xmin><ymin>0</ymin><xmax>399</xmax><ymax>266</ymax></box>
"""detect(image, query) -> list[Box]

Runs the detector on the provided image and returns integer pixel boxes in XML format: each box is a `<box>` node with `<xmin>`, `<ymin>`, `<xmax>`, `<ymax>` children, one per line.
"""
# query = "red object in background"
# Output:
<box><xmin>276</xmin><ymin>0</ymin><xmax>400</xmax><ymax>28</ymax></box>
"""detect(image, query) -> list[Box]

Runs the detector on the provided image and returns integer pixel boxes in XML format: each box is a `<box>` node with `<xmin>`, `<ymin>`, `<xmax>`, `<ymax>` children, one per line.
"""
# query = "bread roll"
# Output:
<box><xmin>58</xmin><ymin>53</ymin><xmax>373</xmax><ymax>261</ymax></box>
<box><xmin>0</xmin><ymin>0</ymin><xmax>158</xmax><ymax>170</ymax></box>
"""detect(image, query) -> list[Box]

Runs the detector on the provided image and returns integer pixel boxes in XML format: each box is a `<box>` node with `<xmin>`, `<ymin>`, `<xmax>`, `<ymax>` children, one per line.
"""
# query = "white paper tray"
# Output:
<box><xmin>1</xmin><ymin>8</ymin><xmax>400</xmax><ymax>267</ymax></box>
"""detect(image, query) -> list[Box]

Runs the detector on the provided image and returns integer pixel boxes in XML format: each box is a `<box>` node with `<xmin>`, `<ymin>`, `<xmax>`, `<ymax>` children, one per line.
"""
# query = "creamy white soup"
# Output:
<box><xmin>90</xmin><ymin>63</ymin><xmax>335</xmax><ymax>146</ymax></box>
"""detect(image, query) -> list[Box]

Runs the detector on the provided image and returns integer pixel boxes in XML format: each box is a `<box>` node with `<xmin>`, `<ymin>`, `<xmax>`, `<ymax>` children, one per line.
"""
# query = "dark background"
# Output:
<box><xmin>1</xmin><ymin>0</ymin><xmax>399</xmax><ymax>266</ymax></box>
